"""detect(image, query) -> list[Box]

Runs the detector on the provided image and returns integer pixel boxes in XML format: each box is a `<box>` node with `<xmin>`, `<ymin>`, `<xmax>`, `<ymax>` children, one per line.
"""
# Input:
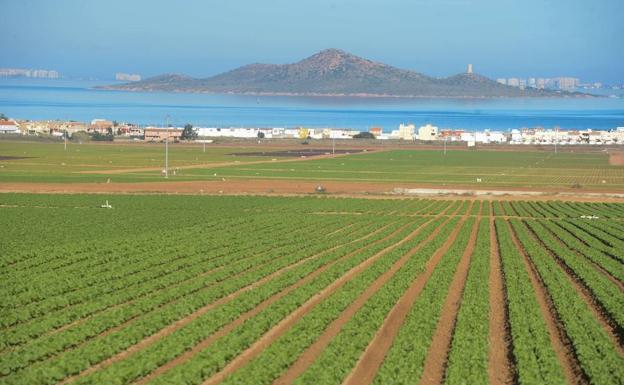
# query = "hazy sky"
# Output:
<box><xmin>1</xmin><ymin>0</ymin><xmax>622</xmax><ymax>82</ymax></box>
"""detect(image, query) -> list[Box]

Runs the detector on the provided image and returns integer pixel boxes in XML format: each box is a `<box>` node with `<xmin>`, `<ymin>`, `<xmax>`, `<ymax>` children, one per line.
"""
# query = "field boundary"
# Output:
<box><xmin>2</xmin><ymin>181</ymin><xmax>624</xmax><ymax>202</ymax></box>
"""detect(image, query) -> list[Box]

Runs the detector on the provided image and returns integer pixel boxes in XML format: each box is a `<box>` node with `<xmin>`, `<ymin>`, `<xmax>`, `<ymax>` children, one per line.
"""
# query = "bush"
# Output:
<box><xmin>352</xmin><ymin>132</ymin><xmax>375</xmax><ymax>139</ymax></box>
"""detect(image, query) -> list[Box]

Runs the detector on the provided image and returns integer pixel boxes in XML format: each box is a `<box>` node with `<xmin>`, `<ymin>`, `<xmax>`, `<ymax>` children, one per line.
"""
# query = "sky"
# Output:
<box><xmin>1</xmin><ymin>0</ymin><xmax>623</xmax><ymax>83</ymax></box>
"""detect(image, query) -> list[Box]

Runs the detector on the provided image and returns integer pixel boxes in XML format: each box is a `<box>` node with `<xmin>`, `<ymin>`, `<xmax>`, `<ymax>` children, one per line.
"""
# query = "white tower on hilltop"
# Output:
<box><xmin>467</xmin><ymin>64</ymin><xmax>473</xmax><ymax>74</ymax></box>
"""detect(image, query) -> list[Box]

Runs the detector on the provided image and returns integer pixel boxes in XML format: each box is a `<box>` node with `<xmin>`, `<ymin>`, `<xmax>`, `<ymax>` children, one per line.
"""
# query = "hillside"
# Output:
<box><xmin>101</xmin><ymin>49</ymin><xmax>584</xmax><ymax>98</ymax></box>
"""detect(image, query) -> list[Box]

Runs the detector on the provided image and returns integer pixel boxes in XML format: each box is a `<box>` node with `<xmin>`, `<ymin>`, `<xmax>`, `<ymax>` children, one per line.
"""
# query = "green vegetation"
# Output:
<box><xmin>190</xmin><ymin>149</ymin><xmax>622</xmax><ymax>189</ymax></box>
<box><xmin>0</xmin><ymin>194</ymin><xmax>623</xmax><ymax>385</ymax></box>
<box><xmin>0</xmin><ymin>141</ymin><xmax>284</xmax><ymax>183</ymax></box>
<box><xmin>1</xmin><ymin>141</ymin><xmax>623</xmax><ymax>189</ymax></box>
<box><xmin>444</xmin><ymin>219</ymin><xmax>490</xmax><ymax>385</ymax></box>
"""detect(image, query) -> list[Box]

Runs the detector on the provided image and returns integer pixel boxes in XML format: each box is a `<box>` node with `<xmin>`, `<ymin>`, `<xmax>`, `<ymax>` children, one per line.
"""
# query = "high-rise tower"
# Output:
<box><xmin>467</xmin><ymin>64</ymin><xmax>473</xmax><ymax>74</ymax></box>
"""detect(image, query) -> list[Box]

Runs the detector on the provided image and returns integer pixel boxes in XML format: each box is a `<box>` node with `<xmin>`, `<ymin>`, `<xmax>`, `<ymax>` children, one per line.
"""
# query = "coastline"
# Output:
<box><xmin>93</xmin><ymin>86</ymin><xmax>596</xmax><ymax>99</ymax></box>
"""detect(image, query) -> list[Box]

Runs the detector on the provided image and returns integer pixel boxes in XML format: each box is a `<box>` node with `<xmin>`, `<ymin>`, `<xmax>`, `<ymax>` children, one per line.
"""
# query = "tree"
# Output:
<box><xmin>181</xmin><ymin>123</ymin><xmax>197</xmax><ymax>141</ymax></box>
<box><xmin>257</xmin><ymin>131</ymin><xmax>265</xmax><ymax>139</ymax></box>
<box><xmin>0</xmin><ymin>113</ymin><xmax>7</xmax><ymax>120</ymax></box>
<box><xmin>353</xmin><ymin>131</ymin><xmax>375</xmax><ymax>139</ymax></box>
<box><xmin>70</xmin><ymin>131</ymin><xmax>90</xmax><ymax>142</ymax></box>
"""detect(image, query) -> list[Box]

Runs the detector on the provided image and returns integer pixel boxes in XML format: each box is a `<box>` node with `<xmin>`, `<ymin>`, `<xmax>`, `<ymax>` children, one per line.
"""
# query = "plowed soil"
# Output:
<box><xmin>2</xmin><ymin>180</ymin><xmax>624</xmax><ymax>202</ymax></box>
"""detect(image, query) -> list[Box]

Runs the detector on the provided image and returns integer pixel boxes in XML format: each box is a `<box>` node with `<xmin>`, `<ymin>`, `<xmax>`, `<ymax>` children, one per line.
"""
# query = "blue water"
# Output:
<box><xmin>1</xmin><ymin>78</ymin><xmax>623</xmax><ymax>131</ymax></box>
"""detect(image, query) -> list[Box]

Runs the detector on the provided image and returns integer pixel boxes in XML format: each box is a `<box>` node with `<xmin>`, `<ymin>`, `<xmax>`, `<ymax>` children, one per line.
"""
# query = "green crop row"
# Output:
<box><xmin>444</xmin><ymin>219</ymin><xmax>491</xmax><ymax>385</ymax></box>
<box><xmin>523</xmin><ymin>220</ymin><xmax>624</xmax><ymax>330</ymax></box>
<box><xmin>0</xmin><ymin>214</ymin><xmax>347</xmax><ymax>343</ymax></box>
<box><xmin>568</xmin><ymin>220</ymin><xmax>624</xmax><ymax>261</ymax></box>
<box><xmin>1</xmin><ymin>218</ymin><xmax>417</xmax><ymax>385</ymax></box>
<box><xmin>510</xmin><ymin>219</ymin><xmax>624</xmax><ymax>385</ymax></box>
<box><xmin>0</xmin><ymin>217</ymin><xmax>391</xmax><ymax>378</ymax></box>
<box><xmin>72</xmin><ymin>219</ymin><xmax>429</xmax><ymax>385</ymax></box>
<box><xmin>0</xmin><ymin>216</ymin><xmax>376</xmax><ymax>370</ymax></box>
<box><xmin>371</xmin><ymin>218</ymin><xmax>476</xmax><ymax>385</ymax></box>
<box><xmin>550</xmin><ymin>220</ymin><xmax>624</xmax><ymax>276</ymax></box>
<box><xmin>494</xmin><ymin>219</ymin><xmax>567</xmax><ymax>385</ymax></box>
<box><xmin>1</xmin><ymin>214</ymin><xmax>339</xmax><ymax>327</ymax></box>
<box><xmin>214</xmin><ymin>216</ymin><xmax>456</xmax><ymax>385</ymax></box>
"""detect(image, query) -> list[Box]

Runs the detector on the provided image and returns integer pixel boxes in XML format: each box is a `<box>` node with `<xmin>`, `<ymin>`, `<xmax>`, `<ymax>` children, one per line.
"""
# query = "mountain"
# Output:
<box><xmin>100</xmin><ymin>49</ymin><xmax>586</xmax><ymax>98</ymax></box>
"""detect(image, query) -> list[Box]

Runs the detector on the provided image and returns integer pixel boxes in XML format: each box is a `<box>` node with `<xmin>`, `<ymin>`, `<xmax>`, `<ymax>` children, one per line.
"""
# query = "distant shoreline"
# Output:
<box><xmin>94</xmin><ymin>86</ymin><xmax>597</xmax><ymax>99</ymax></box>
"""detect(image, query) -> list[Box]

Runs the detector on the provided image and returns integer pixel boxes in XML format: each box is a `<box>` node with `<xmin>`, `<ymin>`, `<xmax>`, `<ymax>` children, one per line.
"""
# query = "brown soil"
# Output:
<box><xmin>418</xmin><ymin>217</ymin><xmax>479</xmax><ymax>385</ymax></box>
<box><xmin>341</xmin><ymin>206</ymin><xmax>470</xmax><ymax>385</ymax></box>
<box><xmin>609</xmin><ymin>152</ymin><xmax>624</xmax><ymax>166</ymax></box>
<box><xmin>199</xmin><ymin>218</ymin><xmax>442</xmax><ymax>385</ymax></box>
<box><xmin>273</xmin><ymin>210</ymin><xmax>460</xmax><ymax>385</ymax></box>
<box><xmin>3</xmin><ymin>180</ymin><xmax>624</xmax><ymax>202</ymax></box>
<box><xmin>488</xmin><ymin>218</ymin><xmax>513</xmax><ymax>385</ymax></box>
<box><xmin>507</xmin><ymin>221</ymin><xmax>586</xmax><ymax>385</ymax></box>
<box><xmin>58</xmin><ymin>225</ymin><xmax>394</xmax><ymax>385</ymax></box>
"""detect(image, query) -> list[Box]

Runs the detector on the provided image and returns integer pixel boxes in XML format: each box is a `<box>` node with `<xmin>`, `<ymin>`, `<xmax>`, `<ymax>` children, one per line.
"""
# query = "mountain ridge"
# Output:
<box><xmin>100</xmin><ymin>49</ymin><xmax>589</xmax><ymax>98</ymax></box>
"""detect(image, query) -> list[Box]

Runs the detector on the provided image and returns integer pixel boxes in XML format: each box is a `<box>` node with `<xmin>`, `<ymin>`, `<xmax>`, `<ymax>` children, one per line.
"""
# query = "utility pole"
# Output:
<box><xmin>164</xmin><ymin>115</ymin><xmax>170</xmax><ymax>178</ymax></box>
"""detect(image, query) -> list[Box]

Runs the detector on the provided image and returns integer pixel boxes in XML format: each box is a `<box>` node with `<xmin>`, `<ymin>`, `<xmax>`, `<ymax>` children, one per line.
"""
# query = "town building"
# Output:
<box><xmin>144</xmin><ymin>127</ymin><xmax>183</xmax><ymax>142</ymax></box>
<box><xmin>417</xmin><ymin>124</ymin><xmax>438</xmax><ymax>141</ymax></box>
<box><xmin>553</xmin><ymin>77</ymin><xmax>579</xmax><ymax>90</ymax></box>
<box><xmin>115</xmin><ymin>73</ymin><xmax>142</xmax><ymax>82</ymax></box>
<box><xmin>398</xmin><ymin>123</ymin><xmax>415</xmax><ymax>140</ymax></box>
<box><xmin>439</xmin><ymin>129</ymin><xmax>465</xmax><ymax>141</ymax></box>
<box><xmin>89</xmin><ymin>119</ymin><xmax>114</xmax><ymax>134</ymax></box>
<box><xmin>369</xmin><ymin>127</ymin><xmax>383</xmax><ymax>137</ymax></box>
<box><xmin>0</xmin><ymin>120</ymin><xmax>19</xmax><ymax>134</ymax></box>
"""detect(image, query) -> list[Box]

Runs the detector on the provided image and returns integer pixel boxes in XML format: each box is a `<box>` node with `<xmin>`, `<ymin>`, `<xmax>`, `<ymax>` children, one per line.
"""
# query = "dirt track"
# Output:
<box><xmin>2</xmin><ymin>179</ymin><xmax>624</xmax><ymax>202</ymax></box>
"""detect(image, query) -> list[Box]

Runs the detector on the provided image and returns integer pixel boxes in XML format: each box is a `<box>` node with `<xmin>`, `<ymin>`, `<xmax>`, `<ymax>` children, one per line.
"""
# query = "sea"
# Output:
<box><xmin>1</xmin><ymin>78</ymin><xmax>623</xmax><ymax>132</ymax></box>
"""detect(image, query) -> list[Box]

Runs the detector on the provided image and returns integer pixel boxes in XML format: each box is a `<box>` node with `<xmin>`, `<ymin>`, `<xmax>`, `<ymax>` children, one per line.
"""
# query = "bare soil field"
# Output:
<box><xmin>2</xmin><ymin>179</ymin><xmax>624</xmax><ymax>202</ymax></box>
<box><xmin>609</xmin><ymin>152</ymin><xmax>624</xmax><ymax>166</ymax></box>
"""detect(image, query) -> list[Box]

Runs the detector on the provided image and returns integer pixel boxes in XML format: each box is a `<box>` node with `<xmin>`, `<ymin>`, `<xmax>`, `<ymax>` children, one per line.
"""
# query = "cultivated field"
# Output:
<box><xmin>1</xmin><ymin>141</ymin><xmax>623</xmax><ymax>191</ymax></box>
<box><xmin>0</xmin><ymin>194</ymin><xmax>622</xmax><ymax>385</ymax></box>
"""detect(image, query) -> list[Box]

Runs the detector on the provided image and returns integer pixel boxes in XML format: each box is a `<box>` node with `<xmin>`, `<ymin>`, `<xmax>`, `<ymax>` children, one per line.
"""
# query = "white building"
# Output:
<box><xmin>398</xmin><ymin>123</ymin><xmax>415</xmax><ymax>140</ymax></box>
<box><xmin>507</xmin><ymin>78</ymin><xmax>520</xmax><ymax>87</ymax></box>
<box><xmin>417</xmin><ymin>124</ymin><xmax>438</xmax><ymax>141</ymax></box>
<box><xmin>460</xmin><ymin>130</ymin><xmax>505</xmax><ymax>144</ymax></box>
<box><xmin>0</xmin><ymin>120</ymin><xmax>19</xmax><ymax>134</ymax></box>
